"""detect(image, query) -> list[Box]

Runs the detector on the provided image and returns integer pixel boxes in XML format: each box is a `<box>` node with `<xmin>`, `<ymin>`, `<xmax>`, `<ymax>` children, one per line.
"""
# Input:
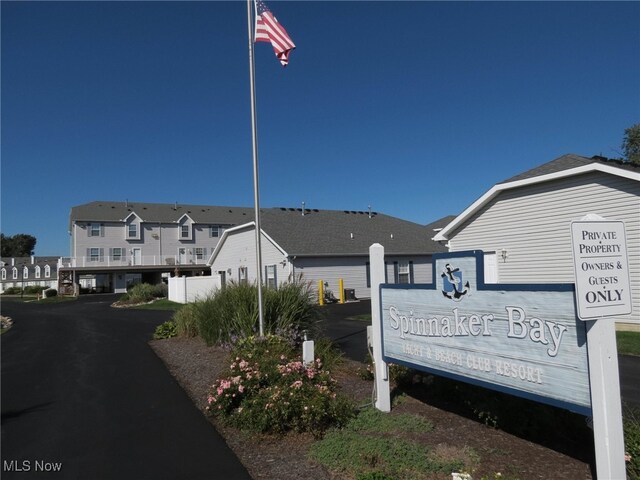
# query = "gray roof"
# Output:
<box><xmin>1</xmin><ymin>256</ymin><xmax>59</xmax><ymax>267</ymax></box>
<box><xmin>256</xmin><ymin>208</ymin><xmax>447</xmax><ymax>256</ymax></box>
<box><xmin>499</xmin><ymin>154</ymin><xmax>639</xmax><ymax>184</ymax></box>
<box><xmin>72</xmin><ymin>201</ymin><xmax>446</xmax><ymax>256</ymax></box>
<box><xmin>424</xmin><ymin>215</ymin><xmax>457</xmax><ymax>232</ymax></box>
<box><xmin>70</xmin><ymin>201</ymin><xmax>255</xmax><ymax>229</ymax></box>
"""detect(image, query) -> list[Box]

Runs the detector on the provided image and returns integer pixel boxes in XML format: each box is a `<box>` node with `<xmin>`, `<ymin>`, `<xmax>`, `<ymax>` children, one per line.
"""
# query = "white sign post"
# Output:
<box><xmin>571</xmin><ymin>214</ymin><xmax>628</xmax><ymax>480</ymax></box>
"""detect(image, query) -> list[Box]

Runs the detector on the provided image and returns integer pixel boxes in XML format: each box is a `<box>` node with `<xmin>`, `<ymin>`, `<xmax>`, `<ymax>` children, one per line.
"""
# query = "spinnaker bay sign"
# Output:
<box><xmin>379</xmin><ymin>251</ymin><xmax>591</xmax><ymax>415</ymax></box>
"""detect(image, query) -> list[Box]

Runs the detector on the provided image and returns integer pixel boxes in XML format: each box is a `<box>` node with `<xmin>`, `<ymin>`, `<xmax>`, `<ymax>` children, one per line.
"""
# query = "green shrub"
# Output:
<box><xmin>625</xmin><ymin>406</ymin><xmax>640</xmax><ymax>479</ymax></box>
<box><xmin>153</xmin><ymin>321</ymin><xmax>178</xmax><ymax>340</ymax></box>
<box><xmin>309</xmin><ymin>430</ymin><xmax>466</xmax><ymax>479</ymax></box>
<box><xmin>3</xmin><ymin>287</ymin><xmax>23</xmax><ymax>295</ymax></box>
<box><xmin>122</xmin><ymin>283</ymin><xmax>167</xmax><ymax>304</ymax></box>
<box><xmin>25</xmin><ymin>286</ymin><xmax>47</xmax><ymax>294</ymax></box>
<box><xmin>173</xmin><ymin>303</ymin><xmax>199</xmax><ymax>337</ymax></box>
<box><xmin>206</xmin><ymin>334</ymin><xmax>356</xmax><ymax>437</ymax></box>
<box><xmin>177</xmin><ymin>279</ymin><xmax>319</xmax><ymax>346</ymax></box>
<box><xmin>44</xmin><ymin>288</ymin><xmax>57</xmax><ymax>298</ymax></box>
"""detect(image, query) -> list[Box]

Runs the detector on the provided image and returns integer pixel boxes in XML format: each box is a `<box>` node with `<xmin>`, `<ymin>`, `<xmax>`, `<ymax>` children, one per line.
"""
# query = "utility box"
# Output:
<box><xmin>344</xmin><ymin>288</ymin><xmax>356</xmax><ymax>301</ymax></box>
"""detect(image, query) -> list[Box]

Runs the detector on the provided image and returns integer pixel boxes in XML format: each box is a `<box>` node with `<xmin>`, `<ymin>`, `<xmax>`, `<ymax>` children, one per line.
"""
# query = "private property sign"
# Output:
<box><xmin>378</xmin><ymin>251</ymin><xmax>591</xmax><ymax>414</ymax></box>
<box><xmin>571</xmin><ymin>216</ymin><xmax>632</xmax><ymax>320</ymax></box>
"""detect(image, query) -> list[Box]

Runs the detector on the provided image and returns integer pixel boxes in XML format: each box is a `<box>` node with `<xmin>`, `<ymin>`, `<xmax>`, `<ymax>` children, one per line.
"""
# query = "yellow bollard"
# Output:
<box><xmin>339</xmin><ymin>278</ymin><xmax>344</xmax><ymax>304</ymax></box>
<box><xmin>318</xmin><ymin>280</ymin><xmax>324</xmax><ymax>306</ymax></box>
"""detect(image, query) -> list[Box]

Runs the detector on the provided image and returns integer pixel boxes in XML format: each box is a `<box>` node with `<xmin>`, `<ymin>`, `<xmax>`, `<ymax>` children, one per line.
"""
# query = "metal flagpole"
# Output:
<box><xmin>247</xmin><ymin>0</ymin><xmax>265</xmax><ymax>336</ymax></box>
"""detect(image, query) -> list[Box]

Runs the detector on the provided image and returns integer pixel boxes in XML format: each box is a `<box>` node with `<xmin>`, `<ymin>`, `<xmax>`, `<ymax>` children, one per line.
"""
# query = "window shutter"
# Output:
<box><xmin>384</xmin><ymin>262</ymin><xmax>388</xmax><ymax>283</ymax></box>
<box><xmin>393</xmin><ymin>261</ymin><xmax>399</xmax><ymax>284</ymax></box>
<box><xmin>273</xmin><ymin>265</ymin><xmax>278</xmax><ymax>289</ymax></box>
<box><xmin>409</xmin><ymin>261</ymin><xmax>414</xmax><ymax>284</ymax></box>
<box><xmin>365</xmin><ymin>262</ymin><xmax>371</xmax><ymax>288</ymax></box>
<box><xmin>101</xmin><ymin>224</ymin><xmax>105</xmax><ymax>237</ymax></box>
<box><xmin>100</xmin><ymin>248</ymin><xmax>104</xmax><ymax>262</ymax></box>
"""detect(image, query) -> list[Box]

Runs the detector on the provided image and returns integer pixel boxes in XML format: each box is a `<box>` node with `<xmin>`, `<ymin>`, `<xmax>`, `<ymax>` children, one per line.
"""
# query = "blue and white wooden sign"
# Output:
<box><xmin>380</xmin><ymin>251</ymin><xmax>591</xmax><ymax>415</ymax></box>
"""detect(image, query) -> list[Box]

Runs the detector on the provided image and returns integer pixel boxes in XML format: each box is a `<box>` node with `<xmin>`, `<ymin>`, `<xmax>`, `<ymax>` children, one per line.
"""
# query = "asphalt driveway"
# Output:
<box><xmin>1</xmin><ymin>296</ymin><xmax>250</xmax><ymax>480</ymax></box>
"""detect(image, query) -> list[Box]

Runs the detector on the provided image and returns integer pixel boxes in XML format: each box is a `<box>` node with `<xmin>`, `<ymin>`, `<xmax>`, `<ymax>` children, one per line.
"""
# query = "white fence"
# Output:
<box><xmin>168</xmin><ymin>275</ymin><xmax>222</xmax><ymax>304</ymax></box>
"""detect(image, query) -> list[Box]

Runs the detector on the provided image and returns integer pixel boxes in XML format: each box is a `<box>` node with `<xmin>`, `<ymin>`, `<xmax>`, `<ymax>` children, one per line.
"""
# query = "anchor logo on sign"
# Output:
<box><xmin>441</xmin><ymin>264</ymin><xmax>470</xmax><ymax>301</ymax></box>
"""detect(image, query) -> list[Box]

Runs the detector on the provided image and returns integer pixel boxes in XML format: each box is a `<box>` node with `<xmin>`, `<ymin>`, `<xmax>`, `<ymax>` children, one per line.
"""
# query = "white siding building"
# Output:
<box><xmin>208</xmin><ymin>208</ymin><xmax>447</xmax><ymax>300</ymax></box>
<box><xmin>63</xmin><ymin>201</ymin><xmax>254</xmax><ymax>294</ymax></box>
<box><xmin>433</xmin><ymin>154</ymin><xmax>640</xmax><ymax>330</ymax></box>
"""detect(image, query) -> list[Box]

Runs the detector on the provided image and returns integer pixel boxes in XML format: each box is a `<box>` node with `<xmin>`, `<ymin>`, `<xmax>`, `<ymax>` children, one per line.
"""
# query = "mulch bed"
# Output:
<box><xmin>150</xmin><ymin>336</ymin><xmax>594</xmax><ymax>480</ymax></box>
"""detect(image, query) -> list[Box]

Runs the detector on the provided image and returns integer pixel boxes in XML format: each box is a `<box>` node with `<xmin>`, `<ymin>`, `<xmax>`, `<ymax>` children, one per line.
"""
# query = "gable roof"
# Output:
<box><xmin>433</xmin><ymin>154</ymin><xmax>640</xmax><ymax>242</ymax></box>
<box><xmin>69</xmin><ymin>201</ymin><xmax>254</xmax><ymax>229</ymax></box>
<box><xmin>209</xmin><ymin>207</ymin><xmax>447</xmax><ymax>264</ymax></box>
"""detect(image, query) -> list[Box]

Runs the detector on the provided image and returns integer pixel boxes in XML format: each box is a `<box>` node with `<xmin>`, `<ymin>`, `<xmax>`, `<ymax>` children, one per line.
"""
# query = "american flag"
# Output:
<box><xmin>254</xmin><ymin>0</ymin><xmax>296</xmax><ymax>66</ymax></box>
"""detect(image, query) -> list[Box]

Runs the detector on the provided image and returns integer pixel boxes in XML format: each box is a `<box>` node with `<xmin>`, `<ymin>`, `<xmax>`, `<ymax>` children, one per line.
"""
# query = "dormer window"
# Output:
<box><xmin>1</xmin><ymin>268</ymin><xmax>6</xmax><ymax>280</ymax></box>
<box><xmin>128</xmin><ymin>223</ymin><xmax>138</xmax><ymax>238</ymax></box>
<box><xmin>125</xmin><ymin>213</ymin><xmax>142</xmax><ymax>240</ymax></box>
<box><xmin>178</xmin><ymin>215</ymin><xmax>194</xmax><ymax>241</ymax></box>
<box><xmin>35</xmin><ymin>266</ymin><xmax>41</xmax><ymax>278</ymax></box>
<box><xmin>23</xmin><ymin>267</ymin><xmax>29</xmax><ymax>279</ymax></box>
<box><xmin>44</xmin><ymin>265</ymin><xmax>51</xmax><ymax>278</ymax></box>
<box><xmin>12</xmin><ymin>267</ymin><xmax>18</xmax><ymax>280</ymax></box>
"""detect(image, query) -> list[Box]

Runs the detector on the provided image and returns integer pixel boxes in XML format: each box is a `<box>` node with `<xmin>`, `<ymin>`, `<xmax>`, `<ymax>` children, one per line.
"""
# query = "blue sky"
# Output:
<box><xmin>2</xmin><ymin>1</ymin><xmax>638</xmax><ymax>256</ymax></box>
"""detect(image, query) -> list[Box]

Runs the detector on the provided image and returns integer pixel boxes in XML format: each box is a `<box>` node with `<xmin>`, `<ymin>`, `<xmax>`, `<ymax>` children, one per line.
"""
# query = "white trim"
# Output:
<box><xmin>433</xmin><ymin>163</ymin><xmax>640</xmax><ymax>242</ymax></box>
<box><xmin>123</xmin><ymin>211</ymin><xmax>144</xmax><ymax>223</ymax></box>
<box><xmin>176</xmin><ymin>213</ymin><xmax>195</xmax><ymax>224</ymax></box>
<box><xmin>206</xmin><ymin>221</ymin><xmax>288</xmax><ymax>266</ymax></box>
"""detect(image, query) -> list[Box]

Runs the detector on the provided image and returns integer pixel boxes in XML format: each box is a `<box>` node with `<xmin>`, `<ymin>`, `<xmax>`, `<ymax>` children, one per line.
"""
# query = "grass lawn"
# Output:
<box><xmin>133</xmin><ymin>299</ymin><xmax>184</xmax><ymax>311</ymax></box>
<box><xmin>616</xmin><ymin>331</ymin><xmax>640</xmax><ymax>356</ymax></box>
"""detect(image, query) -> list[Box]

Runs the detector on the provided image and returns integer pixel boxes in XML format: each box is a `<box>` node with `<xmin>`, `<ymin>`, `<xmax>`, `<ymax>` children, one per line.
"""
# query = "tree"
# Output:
<box><xmin>621</xmin><ymin>123</ymin><xmax>640</xmax><ymax>166</ymax></box>
<box><xmin>1</xmin><ymin>234</ymin><xmax>37</xmax><ymax>257</ymax></box>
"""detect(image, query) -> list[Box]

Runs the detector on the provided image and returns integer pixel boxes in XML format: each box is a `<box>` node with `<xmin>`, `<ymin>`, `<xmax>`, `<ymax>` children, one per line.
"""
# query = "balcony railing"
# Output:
<box><xmin>59</xmin><ymin>255</ymin><xmax>208</xmax><ymax>268</ymax></box>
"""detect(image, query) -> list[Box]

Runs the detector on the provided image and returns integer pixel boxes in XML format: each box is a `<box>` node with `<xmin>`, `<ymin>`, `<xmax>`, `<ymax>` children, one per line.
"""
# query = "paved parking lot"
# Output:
<box><xmin>1</xmin><ymin>296</ymin><xmax>251</xmax><ymax>480</ymax></box>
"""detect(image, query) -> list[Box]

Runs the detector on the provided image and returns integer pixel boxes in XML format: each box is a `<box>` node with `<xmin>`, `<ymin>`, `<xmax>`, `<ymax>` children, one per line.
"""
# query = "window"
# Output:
<box><xmin>195</xmin><ymin>248</ymin><xmax>206</xmax><ymax>261</ymax></box>
<box><xmin>44</xmin><ymin>265</ymin><xmax>51</xmax><ymax>278</ymax></box>
<box><xmin>35</xmin><ymin>266</ymin><xmax>41</xmax><ymax>278</ymax></box>
<box><xmin>181</xmin><ymin>225</ymin><xmax>190</xmax><ymax>238</ymax></box>
<box><xmin>239</xmin><ymin>266</ymin><xmax>248</xmax><ymax>284</ymax></box>
<box><xmin>111</xmin><ymin>248</ymin><xmax>124</xmax><ymax>261</ymax></box>
<box><xmin>397</xmin><ymin>262</ymin><xmax>409</xmax><ymax>284</ymax></box>
<box><xmin>12</xmin><ymin>268</ymin><xmax>18</xmax><ymax>280</ymax></box>
<box><xmin>23</xmin><ymin>267</ymin><xmax>29</xmax><ymax>279</ymax></box>
<box><xmin>394</xmin><ymin>261</ymin><xmax>413</xmax><ymax>284</ymax></box>
<box><xmin>89</xmin><ymin>248</ymin><xmax>102</xmax><ymax>262</ymax></box>
<box><xmin>266</xmin><ymin>265</ymin><xmax>277</xmax><ymax>289</ymax></box>
<box><xmin>128</xmin><ymin>223</ymin><xmax>138</xmax><ymax>238</ymax></box>
<box><xmin>1</xmin><ymin>268</ymin><xmax>6</xmax><ymax>280</ymax></box>
<box><xmin>89</xmin><ymin>223</ymin><xmax>102</xmax><ymax>237</ymax></box>
<box><xmin>210</xmin><ymin>225</ymin><xmax>225</xmax><ymax>238</ymax></box>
